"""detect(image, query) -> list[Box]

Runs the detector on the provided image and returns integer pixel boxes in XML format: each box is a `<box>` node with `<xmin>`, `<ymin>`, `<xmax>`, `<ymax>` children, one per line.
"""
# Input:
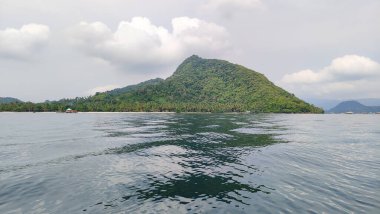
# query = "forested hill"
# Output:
<box><xmin>0</xmin><ymin>97</ymin><xmax>22</xmax><ymax>104</ymax></box>
<box><xmin>0</xmin><ymin>55</ymin><xmax>323</xmax><ymax>113</ymax></box>
<box><xmin>107</xmin><ymin>78</ymin><xmax>164</xmax><ymax>96</ymax></box>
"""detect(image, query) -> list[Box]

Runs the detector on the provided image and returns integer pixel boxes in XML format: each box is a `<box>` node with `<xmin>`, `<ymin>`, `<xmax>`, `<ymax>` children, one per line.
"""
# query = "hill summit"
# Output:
<box><xmin>0</xmin><ymin>55</ymin><xmax>323</xmax><ymax>113</ymax></box>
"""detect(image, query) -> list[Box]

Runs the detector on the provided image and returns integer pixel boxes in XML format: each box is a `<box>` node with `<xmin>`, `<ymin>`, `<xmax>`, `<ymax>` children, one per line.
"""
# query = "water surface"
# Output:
<box><xmin>0</xmin><ymin>113</ymin><xmax>379</xmax><ymax>213</ymax></box>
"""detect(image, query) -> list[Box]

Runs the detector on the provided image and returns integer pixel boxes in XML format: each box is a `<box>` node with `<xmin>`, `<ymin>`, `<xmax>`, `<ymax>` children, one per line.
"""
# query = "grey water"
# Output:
<box><xmin>0</xmin><ymin>113</ymin><xmax>379</xmax><ymax>213</ymax></box>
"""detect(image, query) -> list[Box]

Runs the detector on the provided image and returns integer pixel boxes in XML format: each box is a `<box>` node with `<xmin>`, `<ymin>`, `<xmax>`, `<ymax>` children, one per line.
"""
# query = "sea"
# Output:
<box><xmin>0</xmin><ymin>113</ymin><xmax>379</xmax><ymax>213</ymax></box>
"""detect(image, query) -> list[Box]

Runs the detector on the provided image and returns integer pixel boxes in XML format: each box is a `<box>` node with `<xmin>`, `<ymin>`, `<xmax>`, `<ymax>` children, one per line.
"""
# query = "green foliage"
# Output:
<box><xmin>0</xmin><ymin>55</ymin><xmax>323</xmax><ymax>113</ymax></box>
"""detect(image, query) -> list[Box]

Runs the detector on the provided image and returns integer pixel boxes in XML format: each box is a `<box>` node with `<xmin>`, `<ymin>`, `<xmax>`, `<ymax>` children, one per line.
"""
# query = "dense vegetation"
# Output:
<box><xmin>0</xmin><ymin>55</ymin><xmax>323</xmax><ymax>113</ymax></box>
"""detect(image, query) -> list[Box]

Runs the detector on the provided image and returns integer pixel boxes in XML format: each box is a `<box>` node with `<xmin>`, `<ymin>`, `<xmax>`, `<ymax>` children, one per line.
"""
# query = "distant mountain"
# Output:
<box><xmin>0</xmin><ymin>97</ymin><xmax>22</xmax><ymax>104</ymax></box>
<box><xmin>0</xmin><ymin>55</ymin><xmax>323</xmax><ymax>113</ymax></box>
<box><xmin>303</xmin><ymin>98</ymin><xmax>339</xmax><ymax>111</ymax></box>
<box><xmin>328</xmin><ymin>101</ymin><xmax>380</xmax><ymax>113</ymax></box>
<box><xmin>305</xmin><ymin>98</ymin><xmax>380</xmax><ymax>111</ymax></box>
<box><xmin>357</xmin><ymin>98</ymin><xmax>380</xmax><ymax>107</ymax></box>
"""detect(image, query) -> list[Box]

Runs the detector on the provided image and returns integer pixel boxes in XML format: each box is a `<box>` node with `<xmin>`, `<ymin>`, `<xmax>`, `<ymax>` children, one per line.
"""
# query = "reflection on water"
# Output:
<box><xmin>91</xmin><ymin>114</ymin><xmax>280</xmax><ymax>212</ymax></box>
<box><xmin>0</xmin><ymin>113</ymin><xmax>379</xmax><ymax>213</ymax></box>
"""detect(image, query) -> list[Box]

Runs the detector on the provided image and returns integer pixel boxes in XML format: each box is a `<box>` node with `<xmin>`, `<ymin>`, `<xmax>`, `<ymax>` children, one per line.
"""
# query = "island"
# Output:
<box><xmin>0</xmin><ymin>55</ymin><xmax>323</xmax><ymax>113</ymax></box>
<box><xmin>328</xmin><ymin>101</ymin><xmax>380</xmax><ymax>114</ymax></box>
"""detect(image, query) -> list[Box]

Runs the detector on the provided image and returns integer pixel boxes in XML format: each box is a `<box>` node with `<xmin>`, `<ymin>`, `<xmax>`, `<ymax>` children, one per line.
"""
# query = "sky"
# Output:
<box><xmin>1</xmin><ymin>0</ymin><xmax>379</xmax><ymax>102</ymax></box>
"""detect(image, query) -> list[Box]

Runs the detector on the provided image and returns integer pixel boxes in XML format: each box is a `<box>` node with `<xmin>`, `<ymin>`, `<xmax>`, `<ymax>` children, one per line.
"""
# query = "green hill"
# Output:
<box><xmin>107</xmin><ymin>78</ymin><xmax>164</xmax><ymax>96</ymax></box>
<box><xmin>0</xmin><ymin>55</ymin><xmax>323</xmax><ymax>113</ymax></box>
<box><xmin>0</xmin><ymin>97</ymin><xmax>22</xmax><ymax>104</ymax></box>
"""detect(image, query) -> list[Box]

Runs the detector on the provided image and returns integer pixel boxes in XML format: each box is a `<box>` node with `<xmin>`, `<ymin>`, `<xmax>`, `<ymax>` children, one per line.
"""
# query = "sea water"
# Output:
<box><xmin>0</xmin><ymin>113</ymin><xmax>379</xmax><ymax>213</ymax></box>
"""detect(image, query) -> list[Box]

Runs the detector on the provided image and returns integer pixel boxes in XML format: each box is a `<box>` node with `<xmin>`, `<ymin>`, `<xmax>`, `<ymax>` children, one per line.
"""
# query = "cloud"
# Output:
<box><xmin>86</xmin><ymin>84</ymin><xmax>120</xmax><ymax>95</ymax></box>
<box><xmin>201</xmin><ymin>0</ymin><xmax>264</xmax><ymax>17</ymax></box>
<box><xmin>283</xmin><ymin>55</ymin><xmax>380</xmax><ymax>84</ymax></box>
<box><xmin>280</xmin><ymin>55</ymin><xmax>380</xmax><ymax>99</ymax></box>
<box><xmin>69</xmin><ymin>17</ymin><xmax>230</xmax><ymax>71</ymax></box>
<box><xmin>0</xmin><ymin>24</ymin><xmax>50</xmax><ymax>59</ymax></box>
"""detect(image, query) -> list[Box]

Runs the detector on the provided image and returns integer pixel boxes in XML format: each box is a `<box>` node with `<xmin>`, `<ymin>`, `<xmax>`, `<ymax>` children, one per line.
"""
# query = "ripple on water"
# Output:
<box><xmin>0</xmin><ymin>113</ymin><xmax>379</xmax><ymax>213</ymax></box>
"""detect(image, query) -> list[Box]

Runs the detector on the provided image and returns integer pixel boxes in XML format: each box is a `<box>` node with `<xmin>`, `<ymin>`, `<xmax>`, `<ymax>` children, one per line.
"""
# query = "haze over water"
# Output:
<box><xmin>0</xmin><ymin>113</ymin><xmax>379</xmax><ymax>213</ymax></box>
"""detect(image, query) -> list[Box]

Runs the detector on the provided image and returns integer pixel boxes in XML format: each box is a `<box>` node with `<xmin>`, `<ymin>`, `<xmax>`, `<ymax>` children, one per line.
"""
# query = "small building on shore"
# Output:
<box><xmin>65</xmin><ymin>108</ymin><xmax>78</xmax><ymax>113</ymax></box>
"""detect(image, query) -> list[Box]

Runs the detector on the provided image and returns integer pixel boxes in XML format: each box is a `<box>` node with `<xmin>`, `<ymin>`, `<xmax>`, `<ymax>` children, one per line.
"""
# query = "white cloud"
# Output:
<box><xmin>283</xmin><ymin>55</ymin><xmax>380</xmax><ymax>84</ymax></box>
<box><xmin>327</xmin><ymin>55</ymin><xmax>380</xmax><ymax>79</ymax></box>
<box><xmin>280</xmin><ymin>55</ymin><xmax>380</xmax><ymax>99</ymax></box>
<box><xmin>86</xmin><ymin>84</ymin><xmax>120</xmax><ymax>95</ymax></box>
<box><xmin>69</xmin><ymin>17</ymin><xmax>230</xmax><ymax>71</ymax></box>
<box><xmin>282</xmin><ymin>69</ymin><xmax>326</xmax><ymax>84</ymax></box>
<box><xmin>201</xmin><ymin>0</ymin><xmax>264</xmax><ymax>17</ymax></box>
<box><xmin>0</xmin><ymin>24</ymin><xmax>50</xmax><ymax>59</ymax></box>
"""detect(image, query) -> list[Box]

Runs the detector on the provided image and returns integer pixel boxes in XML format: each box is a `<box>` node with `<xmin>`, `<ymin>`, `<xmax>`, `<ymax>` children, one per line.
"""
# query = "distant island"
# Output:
<box><xmin>0</xmin><ymin>55</ymin><xmax>323</xmax><ymax>113</ymax></box>
<box><xmin>0</xmin><ymin>97</ymin><xmax>22</xmax><ymax>104</ymax></box>
<box><xmin>304</xmin><ymin>98</ymin><xmax>380</xmax><ymax>111</ymax></box>
<box><xmin>328</xmin><ymin>101</ymin><xmax>380</xmax><ymax>113</ymax></box>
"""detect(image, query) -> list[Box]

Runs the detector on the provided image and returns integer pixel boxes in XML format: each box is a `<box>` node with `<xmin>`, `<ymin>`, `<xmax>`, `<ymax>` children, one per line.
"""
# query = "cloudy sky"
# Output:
<box><xmin>1</xmin><ymin>0</ymin><xmax>379</xmax><ymax>102</ymax></box>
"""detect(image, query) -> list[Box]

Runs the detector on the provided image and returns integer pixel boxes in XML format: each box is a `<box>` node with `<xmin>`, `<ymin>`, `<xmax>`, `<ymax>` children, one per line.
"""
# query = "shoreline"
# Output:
<box><xmin>1</xmin><ymin>111</ymin><xmax>379</xmax><ymax>115</ymax></box>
